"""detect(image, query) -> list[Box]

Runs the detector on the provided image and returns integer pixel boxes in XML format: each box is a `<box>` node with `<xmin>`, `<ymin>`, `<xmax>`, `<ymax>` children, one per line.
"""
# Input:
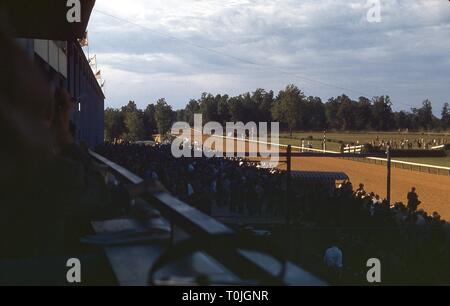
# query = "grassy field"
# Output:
<box><xmin>279</xmin><ymin>131</ymin><xmax>450</xmax><ymax>144</ymax></box>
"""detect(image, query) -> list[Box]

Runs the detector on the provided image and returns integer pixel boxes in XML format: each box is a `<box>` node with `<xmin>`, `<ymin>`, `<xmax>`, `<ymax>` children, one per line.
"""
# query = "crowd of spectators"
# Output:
<box><xmin>97</xmin><ymin>142</ymin><xmax>286</xmax><ymax>217</ymax></box>
<box><xmin>370</xmin><ymin>137</ymin><xmax>448</xmax><ymax>150</ymax></box>
<box><xmin>296</xmin><ymin>180</ymin><xmax>450</xmax><ymax>284</ymax></box>
<box><xmin>97</xmin><ymin>142</ymin><xmax>450</xmax><ymax>284</ymax></box>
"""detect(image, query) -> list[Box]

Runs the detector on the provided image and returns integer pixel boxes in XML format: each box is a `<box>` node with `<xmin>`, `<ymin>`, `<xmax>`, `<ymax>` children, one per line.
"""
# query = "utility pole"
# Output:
<box><xmin>386</xmin><ymin>145</ymin><xmax>391</xmax><ymax>206</ymax></box>
<box><xmin>286</xmin><ymin>145</ymin><xmax>292</xmax><ymax>224</ymax></box>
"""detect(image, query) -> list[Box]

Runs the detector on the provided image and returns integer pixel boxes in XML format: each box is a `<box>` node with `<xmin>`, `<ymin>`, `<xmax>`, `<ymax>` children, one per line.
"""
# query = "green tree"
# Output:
<box><xmin>371</xmin><ymin>96</ymin><xmax>394</xmax><ymax>131</ymax></box>
<box><xmin>417</xmin><ymin>99</ymin><xmax>434</xmax><ymax>130</ymax></box>
<box><xmin>228</xmin><ymin>95</ymin><xmax>246</xmax><ymax>123</ymax></box>
<box><xmin>324</xmin><ymin>97</ymin><xmax>341</xmax><ymax>130</ymax></box>
<box><xmin>199</xmin><ymin>93</ymin><xmax>219</xmax><ymax>123</ymax></box>
<box><xmin>305</xmin><ymin>96</ymin><xmax>326</xmax><ymax>130</ymax></box>
<box><xmin>248</xmin><ymin>89</ymin><xmax>274</xmax><ymax>124</ymax></box>
<box><xmin>336</xmin><ymin>95</ymin><xmax>357</xmax><ymax>130</ymax></box>
<box><xmin>394</xmin><ymin>111</ymin><xmax>412</xmax><ymax>131</ymax></box>
<box><xmin>441</xmin><ymin>103</ymin><xmax>450</xmax><ymax>130</ymax></box>
<box><xmin>241</xmin><ymin>92</ymin><xmax>257</xmax><ymax>123</ymax></box>
<box><xmin>185</xmin><ymin>99</ymin><xmax>200</xmax><ymax>126</ymax></box>
<box><xmin>216</xmin><ymin>94</ymin><xmax>231</xmax><ymax>125</ymax></box>
<box><xmin>155</xmin><ymin>98</ymin><xmax>174</xmax><ymax>135</ymax></box>
<box><xmin>121</xmin><ymin>100</ymin><xmax>138</xmax><ymax>114</ymax></box>
<box><xmin>104</xmin><ymin>107</ymin><xmax>125</xmax><ymax>141</ymax></box>
<box><xmin>354</xmin><ymin>97</ymin><xmax>372</xmax><ymax>130</ymax></box>
<box><xmin>143</xmin><ymin>103</ymin><xmax>157</xmax><ymax>137</ymax></box>
<box><xmin>176</xmin><ymin>109</ymin><xmax>186</xmax><ymax>122</ymax></box>
<box><xmin>257</xmin><ymin>89</ymin><xmax>275</xmax><ymax>123</ymax></box>
<box><xmin>123</xmin><ymin>110</ymin><xmax>144</xmax><ymax>141</ymax></box>
<box><xmin>272</xmin><ymin>84</ymin><xmax>306</xmax><ymax>136</ymax></box>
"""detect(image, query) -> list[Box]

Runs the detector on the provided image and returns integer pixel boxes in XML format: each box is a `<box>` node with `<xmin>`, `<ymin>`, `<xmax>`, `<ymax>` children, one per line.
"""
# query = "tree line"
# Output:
<box><xmin>104</xmin><ymin>84</ymin><xmax>450</xmax><ymax>141</ymax></box>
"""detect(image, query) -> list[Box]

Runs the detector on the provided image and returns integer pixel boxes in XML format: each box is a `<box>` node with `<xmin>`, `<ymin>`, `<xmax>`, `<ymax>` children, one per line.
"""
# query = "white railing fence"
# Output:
<box><xmin>185</xmin><ymin>129</ymin><xmax>450</xmax><ymax>176</ymax></box>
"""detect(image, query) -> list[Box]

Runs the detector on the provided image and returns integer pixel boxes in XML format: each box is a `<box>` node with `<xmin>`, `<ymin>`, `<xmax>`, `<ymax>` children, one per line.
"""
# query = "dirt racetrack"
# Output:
<box><xmin>283</xmin><ymin>156</ymin><xmax>450</xmax><ymax>220</ymax></box>
<box><xmin>186</xmin><ymin>130</ymin><xmax>450</xmax><ymax>220</ymax></box>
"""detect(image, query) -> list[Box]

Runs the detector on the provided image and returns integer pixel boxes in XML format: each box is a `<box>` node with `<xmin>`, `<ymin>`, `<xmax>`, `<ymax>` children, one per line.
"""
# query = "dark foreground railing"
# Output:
<box><xmin>89</xmin><ymin>150</ymin><xmax>326</xmax><ymax>286</ymax></box>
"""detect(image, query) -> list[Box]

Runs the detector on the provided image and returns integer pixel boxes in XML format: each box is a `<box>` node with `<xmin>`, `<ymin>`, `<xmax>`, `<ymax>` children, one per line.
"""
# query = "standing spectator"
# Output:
<box><xmin>355</xmin><ymin>183</ymin><xmax>366</xmax><ymax>198</ymax></box>
<box><xmin>407</xmin><ymin>187</ymin><xmax>421</xmax><ymax>213</ymax></box>
<box><xmin>373</xmin><ymin>195</ymin><xmax>382</xmax><ymax>205</ymax></box>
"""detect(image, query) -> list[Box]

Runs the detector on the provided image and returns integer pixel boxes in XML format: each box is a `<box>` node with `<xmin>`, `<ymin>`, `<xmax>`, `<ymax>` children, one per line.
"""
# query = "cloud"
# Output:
<box><xmin>88</xmin><ymin>0</ymin><xmax>450</xmax><ymax>114</ymax></box>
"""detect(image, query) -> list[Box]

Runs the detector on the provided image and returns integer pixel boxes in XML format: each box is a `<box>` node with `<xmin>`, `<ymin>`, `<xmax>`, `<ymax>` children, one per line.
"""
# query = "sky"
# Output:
<box><xmin>87</xmin><ymin>0</ymin><xmax>450</xmax><ymax>115</ymax></box>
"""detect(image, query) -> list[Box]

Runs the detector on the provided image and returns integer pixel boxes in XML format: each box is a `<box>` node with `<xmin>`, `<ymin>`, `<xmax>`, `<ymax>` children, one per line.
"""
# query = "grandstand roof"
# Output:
<box><xmin>2</xmin><ymin>0</ymin><xmax>95</xmax><ymax>40</ymax></box>
<box><xmin>291</xmin><ymin>171</ymin><xmax>349</xmax><ymax>181</ymax></box>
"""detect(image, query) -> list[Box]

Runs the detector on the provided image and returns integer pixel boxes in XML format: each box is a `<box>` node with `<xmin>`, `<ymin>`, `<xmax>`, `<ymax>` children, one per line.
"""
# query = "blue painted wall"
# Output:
<box><xmin>67</xmin><ymin>41</ymin><xmax>104</xmax><ymax>148</ymax></box>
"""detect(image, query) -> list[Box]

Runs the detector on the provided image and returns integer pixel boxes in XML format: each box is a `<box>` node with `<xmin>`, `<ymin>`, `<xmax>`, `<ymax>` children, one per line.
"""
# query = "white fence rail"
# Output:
<box><xmin>365</xmin><ymin>157</ymin><xmax>450</xmax><ymax>176</ymax></box>
<box><xmin>431</xmin><ymin>145</ymin><xmax>445</xmax><ymax>150</ymax></box>
<box><xmin>188</xmin><ymin>129</ymin><xmax>450</xmax><ymax>175</ymax></box>
<box><xmin>343</xmin><ymin>145</ymin><xmax>364</xmax><ymax>154</ymax></box>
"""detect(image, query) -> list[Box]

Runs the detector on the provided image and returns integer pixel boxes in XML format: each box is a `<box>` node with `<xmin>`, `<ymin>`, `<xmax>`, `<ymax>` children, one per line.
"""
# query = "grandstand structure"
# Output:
<box><xmin>4</xmin><ymin>0</ymin><xmax>104</xmax><ymax>148</ymax></box>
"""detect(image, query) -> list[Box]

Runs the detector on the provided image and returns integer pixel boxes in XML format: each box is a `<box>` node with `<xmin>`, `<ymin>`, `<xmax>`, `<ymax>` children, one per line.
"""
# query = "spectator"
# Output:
<box><xmin>96</xmin><ymin>141</ymin><xmax>450</xmax><ymax>285</ymax></box>
<box><xmin>355</xmin><ymin>183</ymin><xmax>366</xmax><ymax>198</ymax></box>
<box><xmin>407</xmin><ymin>187</ymin><xmax>421</xmax><ymax>213</ymax></box>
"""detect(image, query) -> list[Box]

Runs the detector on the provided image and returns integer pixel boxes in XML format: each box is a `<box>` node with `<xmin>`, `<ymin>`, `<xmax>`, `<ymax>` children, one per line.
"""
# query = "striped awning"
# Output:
<box><xmin>291</xmin><ymin>171</ymin><xmax>349</xmax><ymax>181</ymax></box>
